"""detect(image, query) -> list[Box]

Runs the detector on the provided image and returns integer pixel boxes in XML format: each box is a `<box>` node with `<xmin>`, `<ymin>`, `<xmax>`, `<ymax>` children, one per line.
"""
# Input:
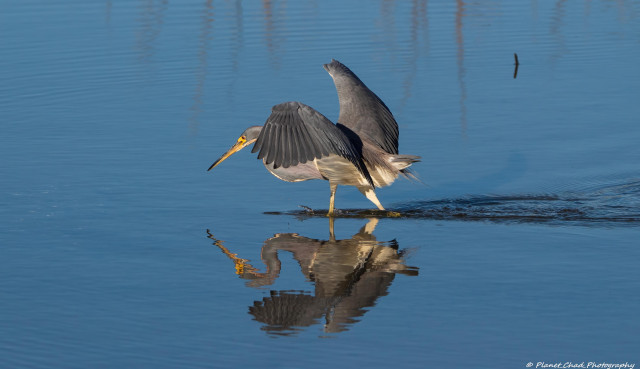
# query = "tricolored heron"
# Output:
<box><xmin>208</xmin><ymin>59</ymin><xmax>420</xmax><ymax>215</ymax></box>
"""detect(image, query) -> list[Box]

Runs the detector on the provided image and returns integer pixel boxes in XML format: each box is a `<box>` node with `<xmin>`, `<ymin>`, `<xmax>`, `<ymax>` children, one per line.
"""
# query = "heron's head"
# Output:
<box><xmin>208</xmin><ymin>126</ymin><xmax>262</xmax><ymax>171</ymax></box>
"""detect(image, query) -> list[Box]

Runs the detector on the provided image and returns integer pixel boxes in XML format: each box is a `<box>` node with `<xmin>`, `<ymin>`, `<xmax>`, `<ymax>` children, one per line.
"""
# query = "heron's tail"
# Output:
<box><xmin>390</xmin><ymin>155</ymin><xmax>421</xmax><ymax>182</ymax></box>
<box><xmin>390</xmin><ymin>155</ymin><xmax>420</xmax><ymax>169</ymax></box>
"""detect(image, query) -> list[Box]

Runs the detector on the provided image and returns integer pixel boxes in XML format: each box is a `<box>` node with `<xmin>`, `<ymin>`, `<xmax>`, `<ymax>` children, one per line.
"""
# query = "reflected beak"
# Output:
<box><xmin>207</xmin><ymin>138</ymin><xmax>255</xmax><ymax>171</ymax></box>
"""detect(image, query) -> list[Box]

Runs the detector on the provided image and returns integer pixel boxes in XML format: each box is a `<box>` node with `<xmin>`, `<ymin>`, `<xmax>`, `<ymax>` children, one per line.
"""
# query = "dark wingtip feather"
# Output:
<box><xmin>325</xmin><ymin>59</ymin><xmax>363</xmax><ymax>83</ymax></box>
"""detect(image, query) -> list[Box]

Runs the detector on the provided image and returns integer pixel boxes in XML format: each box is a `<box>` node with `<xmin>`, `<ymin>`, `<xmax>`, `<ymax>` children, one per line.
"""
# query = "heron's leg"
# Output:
<box><xmin>328</xmin><ymin>183</ymin><xmax>338</xmax><ymax>216</ymax></box>
<box><xmin>358</xmin><ymin>187</ymin><xmax>385</xmax><ymax>210</ymax></box>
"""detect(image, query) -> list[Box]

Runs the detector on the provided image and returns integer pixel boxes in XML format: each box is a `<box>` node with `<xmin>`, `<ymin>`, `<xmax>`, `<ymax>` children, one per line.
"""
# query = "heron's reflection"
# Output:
<box><xmin>207</xmin><ymin>218</ymin><xmax>418</xmax><ymax>336</ymax></box>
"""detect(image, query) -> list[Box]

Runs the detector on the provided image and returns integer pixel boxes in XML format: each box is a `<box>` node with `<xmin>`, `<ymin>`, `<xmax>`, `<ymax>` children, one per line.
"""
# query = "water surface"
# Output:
<box><xmin>1</xmin><ymin>1</ymin><xmax>639</xmax><ymax>368</ymax></box>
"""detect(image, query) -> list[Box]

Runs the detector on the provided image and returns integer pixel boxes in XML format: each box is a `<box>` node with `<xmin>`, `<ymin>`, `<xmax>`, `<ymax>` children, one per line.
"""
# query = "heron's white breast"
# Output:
<box><xmin>263</xmin><ymin>160</ymin><xmax>324</xmax><ymax>182</ymax></box>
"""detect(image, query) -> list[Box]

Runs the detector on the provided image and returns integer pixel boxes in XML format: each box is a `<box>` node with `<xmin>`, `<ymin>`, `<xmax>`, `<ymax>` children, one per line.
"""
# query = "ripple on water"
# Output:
<box><xmin>270</xmin><ymin>179</ymin><xmax>640</xmax><ymax>227</ymax></box>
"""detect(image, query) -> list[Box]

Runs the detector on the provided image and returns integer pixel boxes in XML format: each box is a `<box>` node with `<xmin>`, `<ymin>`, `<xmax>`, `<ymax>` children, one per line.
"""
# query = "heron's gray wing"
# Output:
<box><xmin>324</xmin><ymin>59</ymin><xmax>399</xmax><ymax>155</ymax></box>
<box><xmin>251</xmin><ymin>102</ymin><xmax>374</xmax><ymax>187</ymax></box>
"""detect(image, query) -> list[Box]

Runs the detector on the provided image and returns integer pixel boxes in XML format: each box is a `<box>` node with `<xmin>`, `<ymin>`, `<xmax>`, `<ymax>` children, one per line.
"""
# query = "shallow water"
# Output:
<box><xmin>2</xmin><ymin>0</ymin><xmax>640</xmax><ymax>368</ymax></box>
<box><xmin>279</xmin><ymin>179</ymin><xmax>640</xmax><ymax>226</ymax></box>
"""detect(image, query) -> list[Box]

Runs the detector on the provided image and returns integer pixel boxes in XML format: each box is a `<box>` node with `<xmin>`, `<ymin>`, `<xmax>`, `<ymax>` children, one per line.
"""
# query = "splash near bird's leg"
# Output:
<box><xmin>328</xmin><ymin>183</ymin><xmax>338</xmax><ymax>217</ymax></box>
<box><xmin>299</xmin><ymin>205</ymin><xmax>314</xmax><ymax>214</ymax></box>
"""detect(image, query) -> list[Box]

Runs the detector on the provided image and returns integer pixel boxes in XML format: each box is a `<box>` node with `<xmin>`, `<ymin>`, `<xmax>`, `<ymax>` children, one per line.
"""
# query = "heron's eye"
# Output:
<box><xmin>238</xmin><ymin>136</ymin><xmax>246</xmax><ymax>144</ymax></box>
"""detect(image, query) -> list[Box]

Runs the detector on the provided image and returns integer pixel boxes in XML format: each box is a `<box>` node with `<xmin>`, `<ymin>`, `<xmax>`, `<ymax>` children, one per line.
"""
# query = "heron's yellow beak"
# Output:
<box><xmin>207</xmin><ymin>136</ymin><xmax>254</xmax><ymax>171</ymax></box>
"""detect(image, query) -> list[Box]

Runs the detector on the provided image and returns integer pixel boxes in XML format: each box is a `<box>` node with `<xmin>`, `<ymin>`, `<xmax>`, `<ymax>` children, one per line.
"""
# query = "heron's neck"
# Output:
<box><xmin>245</xmin><ymin>125</ymin><xmax>263</xmax><ymax>141</ymax></box>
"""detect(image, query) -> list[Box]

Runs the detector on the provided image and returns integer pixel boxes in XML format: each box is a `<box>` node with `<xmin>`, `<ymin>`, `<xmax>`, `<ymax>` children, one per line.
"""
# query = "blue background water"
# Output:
<box><xmin>1</xmin><ymin>1</ymin><xmax>639</xmax><ymax>368</ymax></box>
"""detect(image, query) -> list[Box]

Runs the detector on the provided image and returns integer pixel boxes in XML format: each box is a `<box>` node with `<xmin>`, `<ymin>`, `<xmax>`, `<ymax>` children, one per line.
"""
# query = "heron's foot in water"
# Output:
<box><xmin>298</xmin><ymin>205</ymin><xmax>343</xmax><ymax>217</ymax></box>
<box><xmin>291</xmin><ymin>207</ymin><xmax>399</xmax><ymax>217</ymax></box>
<box><xmin>325</xmin><ymin>209</ymin><xmax>399</xmax><ymax>217</ymax></box>
<box><xmin>325</xmin><ymin>208</ymin><xmax>345</xmax><ymax>217</ymax></box>
<box><xmin>357</xmin><ymin>209</ymin><xmax>402</xmax><ymax>217</ymax></box>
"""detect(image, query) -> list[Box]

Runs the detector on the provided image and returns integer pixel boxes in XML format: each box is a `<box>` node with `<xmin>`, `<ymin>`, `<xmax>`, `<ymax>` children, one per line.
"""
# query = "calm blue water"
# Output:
<box><xmin>2</xmin><ymin>1</ymin><xmax>639</xmax><ymax>368</ymax></box>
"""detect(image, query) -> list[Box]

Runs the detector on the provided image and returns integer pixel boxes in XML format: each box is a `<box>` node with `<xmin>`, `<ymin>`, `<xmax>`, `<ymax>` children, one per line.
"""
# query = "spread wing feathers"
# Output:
<box><xmin>326</xmin><ymin>59</ymin><xmax>399</xmax><ymax>155</ymax></box>
<box><xmin>251</xmin><ymin>102</ymin><xmax>375</xmax><ymax>187</ymax></box>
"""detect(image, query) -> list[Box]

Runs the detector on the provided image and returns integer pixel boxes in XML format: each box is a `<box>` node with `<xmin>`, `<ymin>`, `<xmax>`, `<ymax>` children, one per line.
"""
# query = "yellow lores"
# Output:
<box><xmin>208</xmin><ymin>134</ymin><xmax>257</xmax><ymax>171</ymax></box>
